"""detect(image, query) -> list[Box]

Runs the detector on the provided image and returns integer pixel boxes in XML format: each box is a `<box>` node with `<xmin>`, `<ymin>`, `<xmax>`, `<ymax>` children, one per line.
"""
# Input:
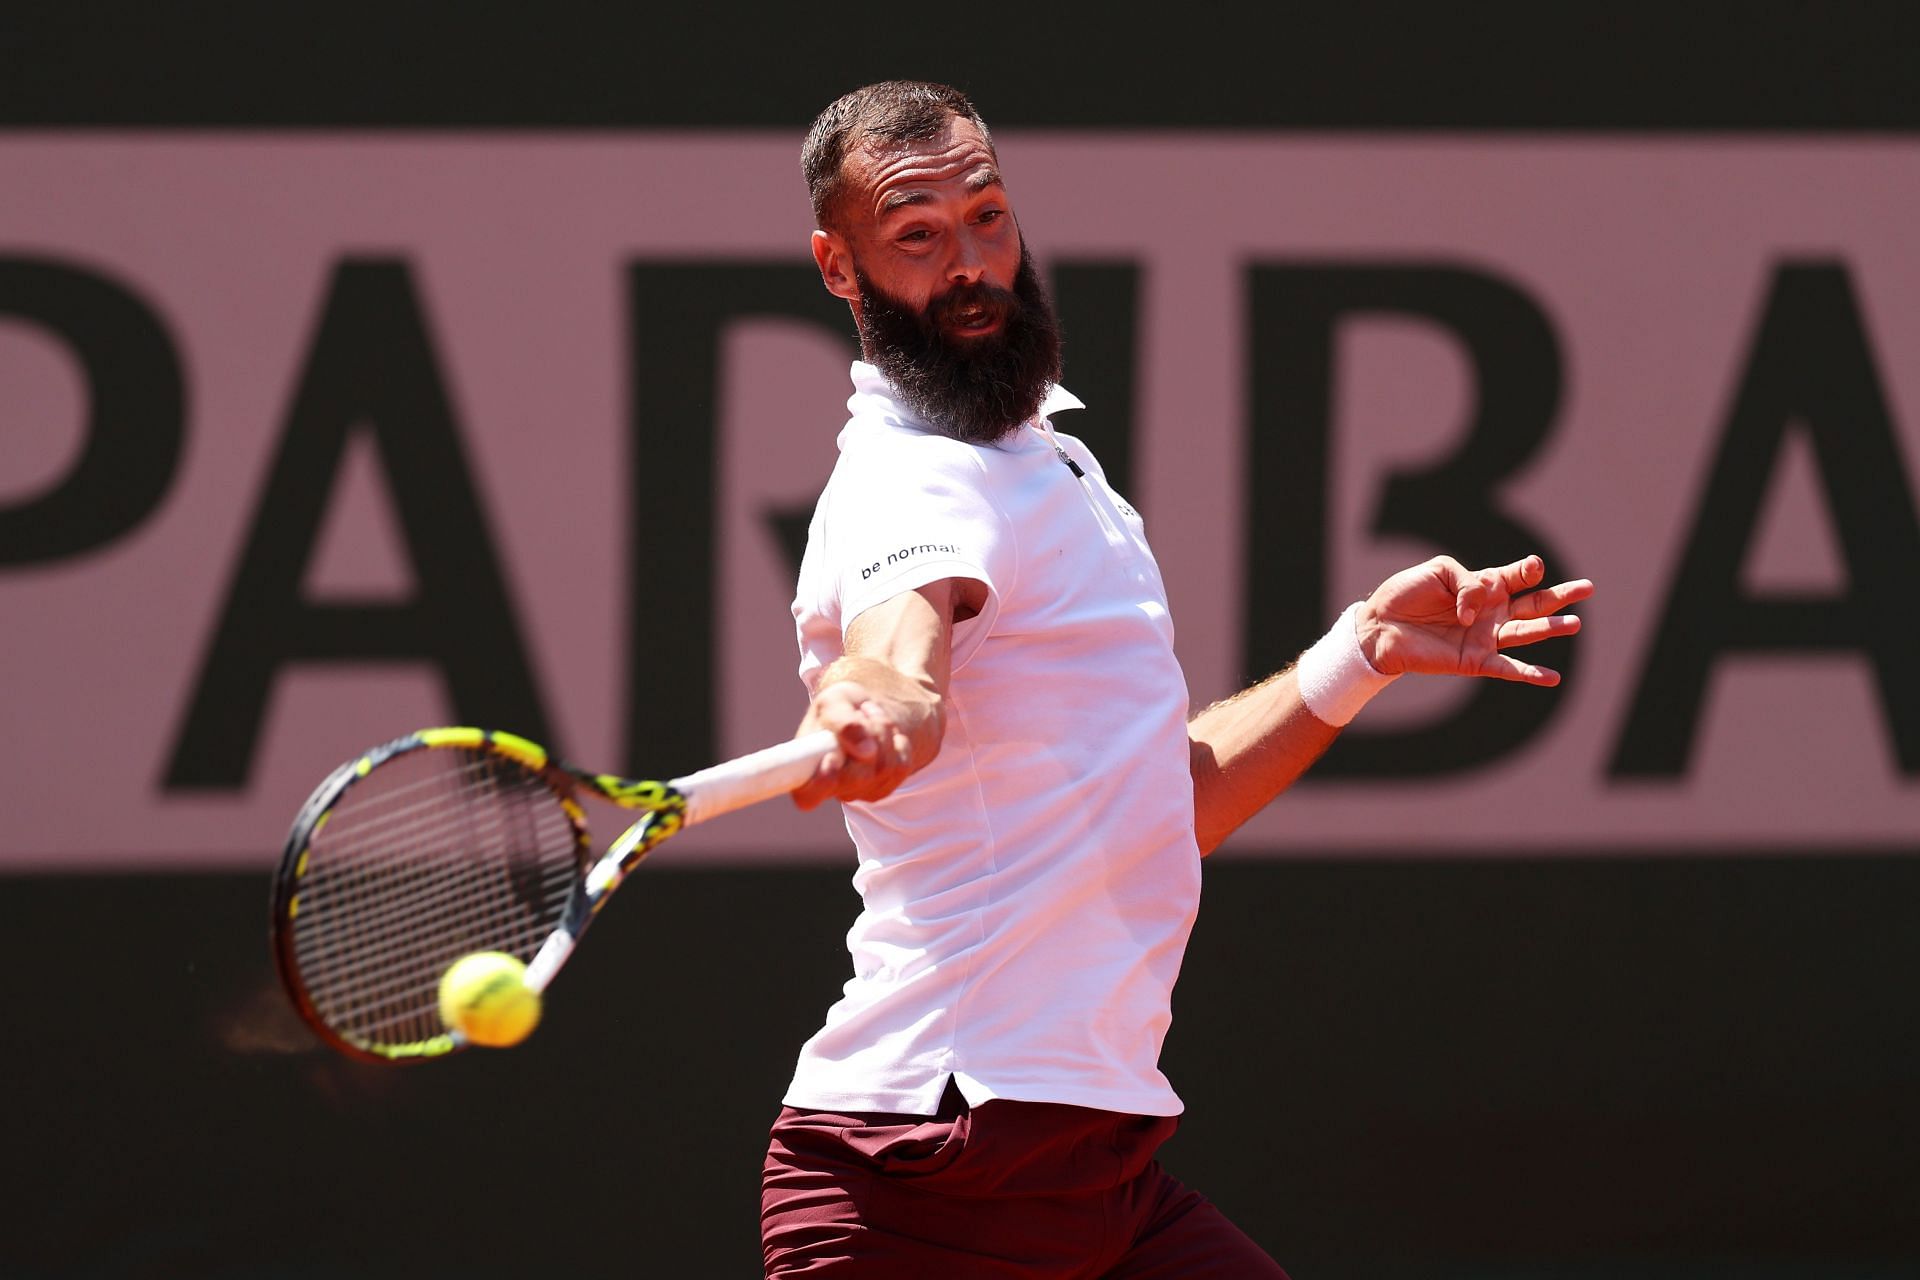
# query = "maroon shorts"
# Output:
<box><xmin>761</xmin><ymin>1083</ymin><xmax>1288</xmax><ymax>1278</ymax></box>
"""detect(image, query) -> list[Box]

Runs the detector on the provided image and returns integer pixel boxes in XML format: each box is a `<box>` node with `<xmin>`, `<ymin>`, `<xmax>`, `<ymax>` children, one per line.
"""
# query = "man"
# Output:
<box><xmin>762</xmin><ymin>81</ymin><xmax>1592</xmax><ymax>1278</ymax></box>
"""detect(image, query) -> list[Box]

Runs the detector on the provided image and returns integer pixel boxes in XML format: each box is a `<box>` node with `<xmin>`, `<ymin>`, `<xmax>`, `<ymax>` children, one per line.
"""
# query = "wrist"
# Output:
<box><xmin>814</xmin><ymin>656</ymin><xmax>946</xmax><ymax>752</ymax></box>
<box><xmin>1295</xmin><ymin>602</ymin><xmax>1399</xmax><ymax>727</ymax></box>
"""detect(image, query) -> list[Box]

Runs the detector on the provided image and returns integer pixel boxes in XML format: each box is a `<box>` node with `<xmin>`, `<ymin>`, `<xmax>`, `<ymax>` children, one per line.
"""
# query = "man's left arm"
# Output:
<box><xmin>1189</xmin><ymin>554</ymin><xmax>1593</xmax><ymax>855</ymax></box>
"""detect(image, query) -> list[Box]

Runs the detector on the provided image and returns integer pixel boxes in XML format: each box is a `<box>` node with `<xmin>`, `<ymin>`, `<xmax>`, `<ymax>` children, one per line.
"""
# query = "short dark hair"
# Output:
<box><xmin>801</xmin><ymin>81</ymin><xmax>994</xmax><ymax>231</ymax></box>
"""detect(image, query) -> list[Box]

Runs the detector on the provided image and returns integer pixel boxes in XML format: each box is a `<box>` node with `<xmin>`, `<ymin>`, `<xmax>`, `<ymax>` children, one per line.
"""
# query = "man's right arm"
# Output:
<box><xmin>790</xmin><ymin>576</ymin><xmax>984</xmax><ymax>809</ymax></box>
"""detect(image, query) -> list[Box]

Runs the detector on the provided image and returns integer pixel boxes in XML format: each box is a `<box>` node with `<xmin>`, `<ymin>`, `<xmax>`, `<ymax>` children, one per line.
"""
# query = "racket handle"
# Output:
<box><xmin>671</xmin><ymin>730</ymin><xmax>837</xmax><ymax>826</ymax></box>
<box><xmin>524</xmin><ymin>929</ymin><xmax>576</xmax><ymax>994</ymax></box>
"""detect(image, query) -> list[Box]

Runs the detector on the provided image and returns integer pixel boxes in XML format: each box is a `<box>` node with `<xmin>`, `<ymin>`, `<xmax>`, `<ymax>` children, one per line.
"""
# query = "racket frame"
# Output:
<box><xmin>272</xmin><ymin>726</ymin><xmax>832</xmax><ymax>1064</ymax></box>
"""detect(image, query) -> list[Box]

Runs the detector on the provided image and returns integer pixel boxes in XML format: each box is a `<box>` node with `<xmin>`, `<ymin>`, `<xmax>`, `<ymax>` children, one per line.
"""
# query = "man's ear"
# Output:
<box><xmin>812</xmin><ymin>229</ymin><xmax>860</xmax><ymax>303</ymax></box>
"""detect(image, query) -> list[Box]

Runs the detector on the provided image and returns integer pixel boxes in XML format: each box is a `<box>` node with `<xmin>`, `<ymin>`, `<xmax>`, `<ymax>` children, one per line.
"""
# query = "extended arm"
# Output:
<box><xmin>1189</xmin><ymin>554</ymin><xmax>1593</xmax><ymax>854</ymax></box>
<box><xmin>1188</xmin><ymin>668</ymin><xmax>1340</xmax><ymax>855</ymax></box>
<box><xmin>790</xmin><ymin>576</ymin><xmax>986</xmax><ymax>809</ymax></box>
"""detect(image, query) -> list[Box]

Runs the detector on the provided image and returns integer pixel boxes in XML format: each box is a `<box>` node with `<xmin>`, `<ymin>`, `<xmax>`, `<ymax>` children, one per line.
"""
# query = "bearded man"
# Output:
<box><xmin>761</xmin><ymin>81</ymin><xmax>1593</xmax><ymax>1278</ymax></box>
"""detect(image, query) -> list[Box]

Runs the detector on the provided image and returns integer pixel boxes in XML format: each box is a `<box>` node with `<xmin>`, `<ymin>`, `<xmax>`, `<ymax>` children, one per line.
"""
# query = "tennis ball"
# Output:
<box><xmin>438</xmin><ymin>951</ymin><xmax>541</xmax><ymax>1047</ymax></box>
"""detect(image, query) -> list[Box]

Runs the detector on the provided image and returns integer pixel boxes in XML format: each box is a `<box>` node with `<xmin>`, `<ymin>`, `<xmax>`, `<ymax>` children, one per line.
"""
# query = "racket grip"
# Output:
<box><xmin>672</xmin><ymin>730</ymin><xmax>837</xmax><ymax>826</ymax></box>
<box><xmin>524</xmin><ymin>929</ymin><xmax>576</xmax><ymax>994</ymax></box>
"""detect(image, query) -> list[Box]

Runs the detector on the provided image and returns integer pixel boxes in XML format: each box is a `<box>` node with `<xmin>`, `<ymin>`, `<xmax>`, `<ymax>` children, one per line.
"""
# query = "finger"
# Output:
<box><xmin>1480</xmin><ymin>652</ymin><xmax>1562</xmax><ymax>686</ymax></box>
<box><xmin>858</xmin><ymin>730</ymin><xmax>914</xmax><ymax>793</ymax></box>
<box><xmin>829</xmin><ymin>718</ymin><xmax>907</xmax><ymax>803</ymax></box>
<box><xmin>790</xmin><ymin>751</ymin><xmax>844</xmax><ymax>810</ymax></box>
<box><xmin>1510</xmin><ymin>578</ymin><xmax>1595</xmax><ymax>621</ymax></box>
<box><xmin>1430</xmin><ymin>555</ymin><xmax>1482</xmax><ymax>625</ymax></box>
<box><xmin>838</xmin><ymin>756</ymin><xmax>902</xmax><ymax>804</ymax></box>
<box><xmin>1459</xmin><ymin>555</ymin><xmax>1545</xmax><ymax>626</ymax></box>
<box><xmin>1455</xmin><ymin>573</ymin><xmax>1494</xmax><ymax>626</ymax></box>
<box><xmin>849</xmin><ymin>775</ymin><xmax>901</xmax><ymax>804</ymax></box>
<box><xmin>1495</xmin><ymin>554</ymin><xmax>1547</xmax><ymax>594</ymax></box>
<box><xmin>836</xmin><ymin>717</ymin><xmax>879</xmax><ymax>761</ymax></box>
<box><xmin>1495</xmin><ymin>614</ymin><xmax>1581</xmax><ymax>648</ymax></box>
<box><xmin>852</xmin><ymin>703</ymin><xmax>908</xmax><ymax>778</ymax></box>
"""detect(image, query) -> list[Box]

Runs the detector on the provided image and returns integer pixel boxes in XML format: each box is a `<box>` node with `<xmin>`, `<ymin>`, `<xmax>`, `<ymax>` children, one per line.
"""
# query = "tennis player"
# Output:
<box><xmin>762</xmin><ymin>81</ymin><xmax>1592</xmax><ymax>1278</ymax></box>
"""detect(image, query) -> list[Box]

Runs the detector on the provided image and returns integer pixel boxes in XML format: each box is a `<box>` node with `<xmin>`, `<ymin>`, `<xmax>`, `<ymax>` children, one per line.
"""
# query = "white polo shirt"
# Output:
<box><xmin>785</xmin><ymin>361</ymin><xmax>1201</xmax><ymax>1118</ymax></box>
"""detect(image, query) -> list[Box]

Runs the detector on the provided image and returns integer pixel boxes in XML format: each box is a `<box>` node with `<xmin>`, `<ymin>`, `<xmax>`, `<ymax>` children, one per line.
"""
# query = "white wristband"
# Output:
<box><xmin>1295</xmin><ymin>602</ymin><xmax>1398</xmax><ymax>727</ymax></box>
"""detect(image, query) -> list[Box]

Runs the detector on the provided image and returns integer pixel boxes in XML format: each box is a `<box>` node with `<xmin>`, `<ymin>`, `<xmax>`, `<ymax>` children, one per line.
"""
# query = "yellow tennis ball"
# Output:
<box><xmin>438</xmin><ymin>951</ymin><xmax>541</xmax><ymax>1047</ymax></box>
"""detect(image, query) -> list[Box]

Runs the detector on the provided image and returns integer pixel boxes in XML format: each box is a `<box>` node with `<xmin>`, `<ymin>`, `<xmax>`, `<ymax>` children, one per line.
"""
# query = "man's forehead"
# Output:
<box><xmin>851</xmin><ymin>120</ymin><xmax>1002</xmax><ymax>210</ymax></box>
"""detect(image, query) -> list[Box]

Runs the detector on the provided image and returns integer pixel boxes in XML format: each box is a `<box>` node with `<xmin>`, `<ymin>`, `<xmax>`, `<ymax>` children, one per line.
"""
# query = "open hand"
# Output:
<box><xmin>1358</xmin><ymin>554</ymin><xmax>1593</xmax><ymax>686</ymax></box>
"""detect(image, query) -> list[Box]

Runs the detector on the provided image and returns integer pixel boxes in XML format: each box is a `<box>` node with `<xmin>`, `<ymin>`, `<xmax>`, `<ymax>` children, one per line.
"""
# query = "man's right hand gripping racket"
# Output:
<box><xmin>271</xmin><ymin>727</ymin><xmax>834</xmax><ymax>1063</ymax></box>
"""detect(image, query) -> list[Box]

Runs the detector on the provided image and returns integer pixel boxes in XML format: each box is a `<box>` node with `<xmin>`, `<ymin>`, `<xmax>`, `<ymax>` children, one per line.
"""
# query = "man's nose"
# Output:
<box><xmin>946</xmin><ymin>229</ymin><xmax>986</xmax><ymax>284</ymax></box>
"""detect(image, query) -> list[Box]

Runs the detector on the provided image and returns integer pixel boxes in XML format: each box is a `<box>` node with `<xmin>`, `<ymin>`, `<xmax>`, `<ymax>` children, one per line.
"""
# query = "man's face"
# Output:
<box><xmin>812</xmin><ymin>116</ymin><xmax>1063</xmax><ymax>443</ymax></box>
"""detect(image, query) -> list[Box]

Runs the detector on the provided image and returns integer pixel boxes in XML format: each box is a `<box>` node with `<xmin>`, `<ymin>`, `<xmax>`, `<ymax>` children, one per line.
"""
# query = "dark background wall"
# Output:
<box><xmin>4</xmin><ymin>5</ymin><xmax>1918</xmax><ymax>1277</ymax></box>
<box><xmin>5</xmin><ymin>5</ymin><xmax>1917</xmax><ymax>132</ymax></box>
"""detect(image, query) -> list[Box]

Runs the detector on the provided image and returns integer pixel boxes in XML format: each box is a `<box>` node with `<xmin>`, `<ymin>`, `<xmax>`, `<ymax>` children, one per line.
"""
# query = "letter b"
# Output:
<box><xmin>1243</xmin><ymin>262</ymin><xmax>1578</xmax><ymax>777</ymax></box>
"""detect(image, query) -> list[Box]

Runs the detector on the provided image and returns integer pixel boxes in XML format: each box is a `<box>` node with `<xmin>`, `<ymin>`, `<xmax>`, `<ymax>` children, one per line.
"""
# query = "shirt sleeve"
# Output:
<box><xmin>806</xmin><ymin>431</ymin><xmax>1009</xmax><ymax>679</ymax></box>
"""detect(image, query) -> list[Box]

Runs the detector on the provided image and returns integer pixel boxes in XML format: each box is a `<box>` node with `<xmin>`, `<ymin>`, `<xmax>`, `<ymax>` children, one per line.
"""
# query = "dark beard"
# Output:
<box><xmin>855</xmin><ymin>247</ymin><xmax>1064</xmax><ymax>445</ymax></box>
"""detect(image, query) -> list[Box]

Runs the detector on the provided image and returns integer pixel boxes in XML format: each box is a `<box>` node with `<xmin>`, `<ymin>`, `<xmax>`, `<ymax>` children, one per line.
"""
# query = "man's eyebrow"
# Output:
<box><xmin>880</xmin><ymin>189</ymin><xmax>933</xmax><ymax>213</ymax></box>
<box><xmin>878</xmin><ymin>167</ymin><xmax>1005</xmax><ymax>214</ymax></box>
<box><xmin>965</xmin><ymin>167</ymin><xmax>1004</xmax><ymax>194</ymax></box>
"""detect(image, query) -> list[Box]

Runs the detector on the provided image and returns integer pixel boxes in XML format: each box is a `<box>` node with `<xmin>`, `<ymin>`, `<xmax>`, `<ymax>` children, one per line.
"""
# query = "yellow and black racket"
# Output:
<box><xmin>271</xmin><ymin>726</ymin><xmax>833</xmax><ymax>1063</ymax></box>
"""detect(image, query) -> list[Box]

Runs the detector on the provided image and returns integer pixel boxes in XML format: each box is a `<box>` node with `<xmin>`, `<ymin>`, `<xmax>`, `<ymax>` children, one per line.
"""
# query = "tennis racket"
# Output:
<box><xmin>272</xmin><ymin>726</ymin><xmax>834</xmax><ymax>1064</ymax></box>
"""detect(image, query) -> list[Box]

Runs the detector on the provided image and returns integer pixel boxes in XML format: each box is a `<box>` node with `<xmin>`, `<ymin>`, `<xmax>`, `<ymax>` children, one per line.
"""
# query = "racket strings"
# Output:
<box><xmin>307</xmin><ymin>756</ymin><xmax>552</xmax><ymax>827</ymax></box>
<box><xmin>295</xmin><ymin>852</ymin><xmax>573</xmax><ymax>998</ymax></box>
<box><xmin>337</xmin><ymin>754</ymin><xmax>570</xmax><ymax>1016</ymax></box>
<box><xmin>306</xmin><ymin>762</ymin><xmax>572</xmax><ymax>1041</ymax></box>
<box><xmin>289</xmin><ymin>748</ymin><xmax>584</xmax><ymax>1051</ymax></box>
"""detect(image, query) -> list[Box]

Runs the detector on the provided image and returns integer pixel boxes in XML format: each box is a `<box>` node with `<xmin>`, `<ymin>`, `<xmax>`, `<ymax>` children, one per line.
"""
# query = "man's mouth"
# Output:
<box><xmin>942</xmin><ymin>302</ymin><xmax>1003</xmax><ymax>336</ymax></box>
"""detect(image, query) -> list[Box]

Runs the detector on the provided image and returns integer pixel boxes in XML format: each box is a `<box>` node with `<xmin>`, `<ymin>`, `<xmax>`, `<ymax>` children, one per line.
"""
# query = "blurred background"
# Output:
<box><xmin>3</xmin><ymin>5</ymin><xmax>1917</xmax><ymax>1276</ymax></box>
